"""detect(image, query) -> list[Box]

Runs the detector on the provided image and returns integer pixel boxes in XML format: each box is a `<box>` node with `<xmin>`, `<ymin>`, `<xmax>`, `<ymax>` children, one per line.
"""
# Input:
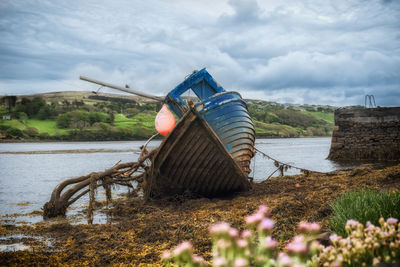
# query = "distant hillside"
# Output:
<box><xmin>0</xmin><ymin>91</ymin><xmax>336</xmax><ymax>141</ymax></box>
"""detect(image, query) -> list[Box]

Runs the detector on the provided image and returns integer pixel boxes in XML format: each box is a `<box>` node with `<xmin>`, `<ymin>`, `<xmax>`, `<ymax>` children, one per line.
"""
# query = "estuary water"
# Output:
<box><xmin>0</xmin><ymin>138</ymin><xmax>351</xmax><ymax>223</ymax></box>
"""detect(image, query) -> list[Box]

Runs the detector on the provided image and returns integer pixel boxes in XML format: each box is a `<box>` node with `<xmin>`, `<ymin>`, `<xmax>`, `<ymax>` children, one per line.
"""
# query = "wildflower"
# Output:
<box><xmin>330</xmin><ymin>234</ymin><xmax>340</xmax><ymax>244</ymax></box>
<box><xmin>214</xmin><ymin>257</ymin><xmax>228</xmax><ymax>267</ymax></box>
<box><xmin>286</xmin><ymin>235</ymin><xmax>307</xmax><ymax>254</ymax></box>
<box><xmin>258</xmin><ymin>218</ymin><xmax>274</xmax><ymax>232</ymax></box>
<box><xmin>233</xmin><ymin>258</ymin><xmax>248</xmax><ymax>267</ymax></box>
<box><xmin>161</xmin><ymin>250</ymin><xmax>171</xmax><ymax>260</ymax></box>
<box><xmin>346</xmin><ymin>219</ymin><xmax>359</xmax><ymax>228</ymax></box>
<box><xmin>217</xmin><ymin>239</ymin><xmax>231</xmax><ymax>250</ymax></box>
<box><xmin>278</xmin><ymin>252</ymin><xmax>292</xmax><ymax>266</ymax></box>
<box><xmin>241</xmin><ymin>230</ymin><xmax>252</xmax><ymax>239</ymax></box>
<box><xmin>263</xmin><ymin>236</ymin><xmax>278</xmax><ymax>249</ymax></box>
<box><xmin>192</xmin><ymin>255</ymin><xmax>205</xmax><ymax>264</ymax></box>
<box><xmin>257</xmin><ymin>205</ymin><xmax>270</xmax><ymax>216</ymax></box>
<box><xmin>387</xmin><ymin>217</ymin><xmax>398</xmax><ymax>225</ymax></box>
<box><xmin>173</xmin><ymin>241</ymin><xmax>193</xmax><ymax>256</ymax></box>
<box><xmin>345</xmin><ymin>219</ymin><xmax>360</xmax><ymax>233</ymax></box>
<box><xmin>229</xmin><ymin>228</ymin><xmax>239</xmax><ymax>238</ymax></box>
<box><xmin>298</xmin><ymin>222</ymin><xmax>321</xmax><ymax>233</ymax></box>
<box><xmin>236</xmin><ymin>239</ymin><xmax>248</xmax><ymax>248</ymax></box>
<box><xmin>210</xmin><ymin>222</ymin><xmax>231</xmax><ymax>235</ymax></box>
<box><xmin>245</xmin><ymin>212</ymin><xmax>264</xmax><ymax>226</ymax></box>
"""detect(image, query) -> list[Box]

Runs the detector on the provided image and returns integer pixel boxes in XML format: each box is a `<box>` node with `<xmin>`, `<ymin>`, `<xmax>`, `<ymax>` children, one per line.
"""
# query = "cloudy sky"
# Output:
<box><xmin>0</xmin><ymin>0</ymin><xmax>399</xmax><ymax>106</ymax></box>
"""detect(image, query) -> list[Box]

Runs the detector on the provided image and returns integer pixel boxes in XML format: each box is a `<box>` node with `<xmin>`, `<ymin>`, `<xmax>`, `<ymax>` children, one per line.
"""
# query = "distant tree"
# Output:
<box><xmin>6</xmin><ymin>127</ymin><xmax>24</xmax><ymax>138</ymax></box>
<box><xmin>56</xmin><ymin>113</ymin><xmax>73</xmax><ymax>128</ymax></box>
<box><xmin>24</xmin><ymin>127</ymin><xmax>39</xmax><ymax>137</ymax></box>
<box><xmin>37</xmin><ymin>105</ymin><xmax>53</xmax><ymax>120</ymax></box>
<box><xmin>14</xmin><ymin>97</ymin><xmax>46</xmax><ymax>118</ymax></box>
<box><xmin>17</xmin><ymin>112</ymin><xmax>28</xmax><ymax>124</ymax></box>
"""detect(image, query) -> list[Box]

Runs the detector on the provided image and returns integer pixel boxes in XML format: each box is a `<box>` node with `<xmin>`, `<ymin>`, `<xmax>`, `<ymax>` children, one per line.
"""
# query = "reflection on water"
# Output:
<box><xmin>0</xmin><ymin>138</ymin><xmax>352</xmax><ymax>223</ymax></box>
<box><xmin>0</xmin><ymin>234</ymin><xmax>53</xmax><ymax>252</ymax></box>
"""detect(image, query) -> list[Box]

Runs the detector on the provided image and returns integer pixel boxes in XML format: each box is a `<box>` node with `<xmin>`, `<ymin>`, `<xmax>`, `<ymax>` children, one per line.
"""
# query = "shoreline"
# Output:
<box><xmin>0</xmin><ymin>135</ymin><xmax>332</xmax><ymax>144</ymax></box>
<box><xmin>1</xmin><ymin>163</ymin><xmax>399</xmax><ymax>265</ymax></box>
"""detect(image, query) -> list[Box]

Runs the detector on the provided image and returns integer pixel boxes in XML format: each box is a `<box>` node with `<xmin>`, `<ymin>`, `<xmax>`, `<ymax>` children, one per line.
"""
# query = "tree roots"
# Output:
<box><xmin>43</xmin><ymin>148</ymin><xmax>156</xmax><ymax>221</ymax></box>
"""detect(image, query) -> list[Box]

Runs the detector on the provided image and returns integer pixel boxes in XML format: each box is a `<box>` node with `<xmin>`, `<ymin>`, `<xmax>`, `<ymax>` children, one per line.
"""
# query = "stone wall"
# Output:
<box><xmin>328</xmin><ymin>107</ymin><xmax>400</xmax><ymax>162</ymax></box>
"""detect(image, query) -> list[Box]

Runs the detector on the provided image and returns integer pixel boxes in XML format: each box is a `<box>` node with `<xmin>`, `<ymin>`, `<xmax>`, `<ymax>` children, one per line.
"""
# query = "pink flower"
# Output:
<box><xmin>346</xmin><ymin>219</ymin><xmax>358</xmax><ymax>227</ymax></box>
<box><xmin>217</xmin><ymin>239</ymin><xmax>231</xmax><ymax>249</ymax></box>
<box><xmin>286</xmin><ymin>236</ymin><xmax>307</xmax><ymax>254</ymax></box>
<box><xmin>245</xmin><ymin>212</ymin><xmax>264</xmax><ymax>225</ymax></box>
<box><xmin>387</xmin><ymin>218</ymin><xmax>398</xmax><ymax>225</ymax></box>
<box><xmin>210</xmin><ymin>222</ymin><xmax>231</xmax><ymax>235</ymax></box>
<box><xmin>258</xmin><ymin>218</ymin><xmax>274</xmax><ymax>231</ymax></box>
<box><xmin>278</xmin><ymin>252</ymin><xmax>292</xmax><ymax>266</ymax></box>
<box><xmin>234</xmin><ymin>258</ymin><xmax>248</xmax><ymax>267</ymax></box>
<box><xmin>161</xmin><ymin>250</ymin><xmax>171</xmax><ymax>260</ymax></box>
<box><xmin>329</xmin><ymin>234</ymin><xmax>340</xmax><ymax>243</ymax></box>
<box><xmin>298</xmin><ymin>222</ymin><xmax>321</xmax><ymax>233</ymax></box>
<box><xmin>237</xmin><ymin>239</ymin><xmax>248</xmax><ymax>248</ymax></box>
<box><xmin>192</xmin><ymin>255</ymin><xmax>205</xmax><ymax>263</ymax></box>
<box><xmin>257</xmin><ymin>205</ymin><xmax>270</xmax><ymax>216</ymax></box>
<box><xmin>173</xmin><ymin>241</ymin><xmax>192</xmax><ymax>255</ymax></box>
<box><xmin>229</xmin><ymin>228</ymin><xmax>239</xmax><ymax>238</ymax></box>
<box><xmin>214</xmin><ymin>257</ymin><xmax>228</xmax><ymax>267</ymax></box>
<box><xmin>263</xmin><ymin>236</ymin><xmax>278</xmax><ymax>249</ymax></box>
<box><xmin>241</xmin><ymin>230</ymin><xmax>252</xmax><ymax>239</ymax></box>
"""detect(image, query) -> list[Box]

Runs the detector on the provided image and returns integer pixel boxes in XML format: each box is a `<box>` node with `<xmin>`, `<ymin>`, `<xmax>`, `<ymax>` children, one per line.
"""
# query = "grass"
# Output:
<box><xmin>0</xmin><ymin>119</ymin><xmax>26</xmax><ymax>130</ymax></box>
<box><xmin>0</xmin><ymin>119</ymin><xmax>68</xmax><ymax>136</ymax></box>
<box><xmin>114</xmin><ymin>112</ymin><xmax>156</xmax><ymax>130</ymax></box>
<box><xmin>329</xmin><ymin>189</ymin><xmax>400</xmax><ymax>236</ymax></box>
<box><xmin>26</xmin><ymin>120</ymin><xmax>67</xmax><ymax>135</ymax></box>
<box><xmin>305</xmin><ymin>111</ymin><xmax>334</xmax><ymax>123</ymax></box>
<box><xmin>254</xmin><ymin>120</ymin><xmax>299</xmax><ymax>137</ymax></box>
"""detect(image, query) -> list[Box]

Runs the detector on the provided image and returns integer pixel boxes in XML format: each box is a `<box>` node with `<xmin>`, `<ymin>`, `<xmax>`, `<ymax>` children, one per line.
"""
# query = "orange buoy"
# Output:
<box><xmin>155</xmin><ymin>104</ymin><xmax>176</xmax><ymax>135</ymax></box>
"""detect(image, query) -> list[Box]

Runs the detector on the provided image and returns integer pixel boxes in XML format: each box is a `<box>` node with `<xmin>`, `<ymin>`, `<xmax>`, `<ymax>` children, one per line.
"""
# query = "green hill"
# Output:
<box><xmin>0</xmin><ymin>91</ymin><xmax>335</xmax><ymax>141</ymax></box>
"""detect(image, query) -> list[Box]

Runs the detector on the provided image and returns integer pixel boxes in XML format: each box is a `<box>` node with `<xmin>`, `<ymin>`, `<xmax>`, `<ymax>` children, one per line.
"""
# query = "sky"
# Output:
<box><xmin>0</xmin><ymin>0</ymin><xmax>399</xmax><ymax>107</ymax></box>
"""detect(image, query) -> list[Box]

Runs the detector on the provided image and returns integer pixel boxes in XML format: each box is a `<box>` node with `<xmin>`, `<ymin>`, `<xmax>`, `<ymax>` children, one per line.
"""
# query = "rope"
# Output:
<box><xmin>254</xmin><ymin>147</ymin><xmax>324</xmax><ymax>178</ymax></box>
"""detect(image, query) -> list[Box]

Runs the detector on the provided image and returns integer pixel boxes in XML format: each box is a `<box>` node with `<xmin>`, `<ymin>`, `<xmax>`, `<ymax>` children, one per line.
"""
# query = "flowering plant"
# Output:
<box><xmin>162</xmin><ymin>205</ymin><xmax>400</xmax><ymax>266</ymax></box>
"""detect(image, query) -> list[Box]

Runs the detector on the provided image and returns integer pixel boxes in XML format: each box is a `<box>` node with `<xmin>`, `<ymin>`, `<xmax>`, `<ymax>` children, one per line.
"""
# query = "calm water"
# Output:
<box><xmin>0</xmin><ymin>138</ymin><xmax>351</xmax><ymax>222</ymax></box>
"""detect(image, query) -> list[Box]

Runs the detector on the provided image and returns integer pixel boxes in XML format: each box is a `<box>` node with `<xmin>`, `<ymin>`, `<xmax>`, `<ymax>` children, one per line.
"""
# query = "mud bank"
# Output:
<box><xmin>1</xmin><ymin>164</ymin><xmax>400</xmax><ymax>266</ymax></box>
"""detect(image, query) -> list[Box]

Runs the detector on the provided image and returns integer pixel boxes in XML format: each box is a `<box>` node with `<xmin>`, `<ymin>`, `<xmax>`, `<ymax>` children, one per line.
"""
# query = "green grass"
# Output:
<box><xmin>329</xmin><ymin>189</ymin><xmax>400</xmax><ymax>236</ymax></box>
<box><xmin>26</xmin><ymin>120</ymin><xmax>67</xmax><ymax>135</ymax></box>
<box><xmin>254</xmin><ymin>120</ymin><xmax>299</xmax><ymax>137</ymax></box>
<box><xmin>0</xmin><ymin>119</ymin><xmax>26</xmax><ymax>130</ymax></box>
<box><xmin>0</xmin><ymin>119</ymin><xmax>67</xmax><ymax>136</ymax></box>
<box><xmin>114</xmin><ymin>112</ymin><xmax>156</xmax><ymax>131</ymax></box>
<box><xmin>305</xmin><ymin>111</ymin><xmax>334</xmax><ymax>123</ymax></box>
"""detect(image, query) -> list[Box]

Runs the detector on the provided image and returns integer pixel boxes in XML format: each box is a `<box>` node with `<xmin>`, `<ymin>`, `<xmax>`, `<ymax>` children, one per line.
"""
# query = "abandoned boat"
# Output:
<box><xmin>80</xmin><ymin>68</ymin><xmax>255</xmax><ymax>197</ymax></box>
<box><xmin>164</xmin><ymin>69</ymin><xmax>255</xmax><ymax>176</ymax></box>
<box><xmin>145</xmin><ymin>69</ymin><xmax>255</xmax><ymax>197</ymax></box>
<box><xmin>146</xmin><ymin>108</ymin><xmax>251</xmax><ymax>197</ymax></box>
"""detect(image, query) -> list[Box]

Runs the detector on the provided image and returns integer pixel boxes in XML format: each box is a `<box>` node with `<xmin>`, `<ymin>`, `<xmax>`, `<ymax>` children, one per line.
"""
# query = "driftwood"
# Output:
<box><xmin>43</xmin><ymin>148</ymin><xmax>156</xmax><ymax>220</ymax></box>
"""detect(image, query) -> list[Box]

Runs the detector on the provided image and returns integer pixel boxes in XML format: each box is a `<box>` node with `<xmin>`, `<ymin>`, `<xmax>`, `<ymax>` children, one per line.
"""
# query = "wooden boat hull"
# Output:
<box><xmin>146</xmin><ymin>108</ymin><xmax>251</xmax><ymax>198</ymax></box>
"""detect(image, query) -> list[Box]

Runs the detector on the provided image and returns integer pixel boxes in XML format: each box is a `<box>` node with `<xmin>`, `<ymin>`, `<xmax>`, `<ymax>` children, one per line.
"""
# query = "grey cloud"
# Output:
<box><xmin>0</xmin><ymin>0</ymin><xmax>399</xmax><ymax>107</ymax></box>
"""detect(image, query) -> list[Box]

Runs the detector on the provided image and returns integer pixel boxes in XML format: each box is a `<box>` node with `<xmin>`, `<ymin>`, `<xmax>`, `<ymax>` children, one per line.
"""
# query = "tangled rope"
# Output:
<box><xmin>254</xmin><ymin>147</ymin><xmax>324</xmax><ymax>179</ymax></box>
